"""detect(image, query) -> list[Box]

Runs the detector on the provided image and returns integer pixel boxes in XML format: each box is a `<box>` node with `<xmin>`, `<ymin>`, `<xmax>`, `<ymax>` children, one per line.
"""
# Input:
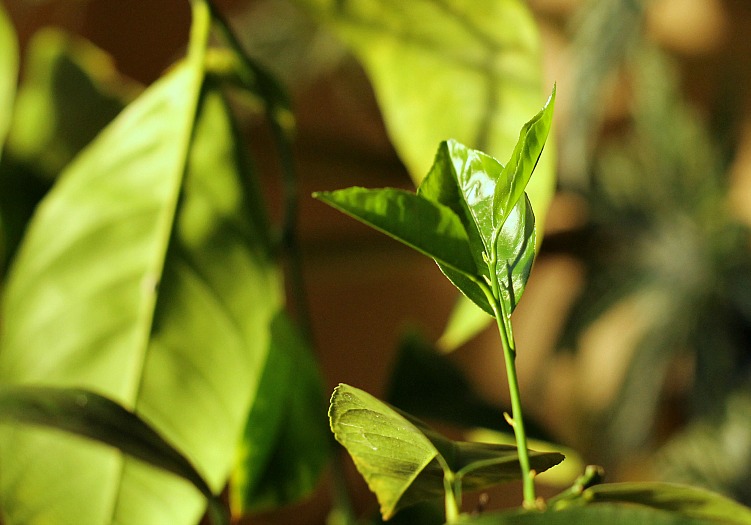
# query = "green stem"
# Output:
<box><xmin>492</xmin><ymin>298</ymin><xmax>536</xmax><ymax>508</ymax></box>
<box><xmin>439</xmin><ymin>460</ymin><xmax>460</xmax><ymax>523</ymax></box>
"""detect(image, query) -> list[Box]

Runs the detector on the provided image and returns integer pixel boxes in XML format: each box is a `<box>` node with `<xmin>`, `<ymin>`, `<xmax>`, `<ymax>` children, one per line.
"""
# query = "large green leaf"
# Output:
<box><xmin>0</xmin><ymin>45</ymin><xmax>281</xmax><ymax>525</ymax></box>
<box><xmin>330</xmin><ymin>384</ymin><xmax>564</xmax><ymax>520</ymax></box>
<box><xmin>231</xmin><ymin>311</ymin><xmax>330</xmax><ymax>514</ymax></box>
<box><xmin>0</xmin><ymin>2</ymin><xmax>17</xmax><ymax>161</ymax></box>
<box><xmin>0</xmin><ymin>385</ymin><xmax>230</xmax><ymax>525</ymax></box>
<box><xmin>294</xmin><ymin>0</ymin><xmax>556</xmax><ymax>233</ymax></box>
<box><xmin>314</xmin><ymin>187</ymin><xmax>477</xmax><ymax>276</ymax></box>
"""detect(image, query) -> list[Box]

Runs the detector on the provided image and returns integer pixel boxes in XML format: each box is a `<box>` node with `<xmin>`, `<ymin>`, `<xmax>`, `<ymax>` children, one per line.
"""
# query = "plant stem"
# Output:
<box><xmin>491</xmin><ymin>298</ymin><xmax>536</xmax><ymax>508</ymax></box>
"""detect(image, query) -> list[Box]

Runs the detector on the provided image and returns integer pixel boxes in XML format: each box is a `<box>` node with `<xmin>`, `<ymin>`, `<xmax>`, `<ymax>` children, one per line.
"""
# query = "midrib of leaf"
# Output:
<box><xmin>107</xmin><ymin>2</ymin><xmax>212</xmax><ymax>521</ymax></box>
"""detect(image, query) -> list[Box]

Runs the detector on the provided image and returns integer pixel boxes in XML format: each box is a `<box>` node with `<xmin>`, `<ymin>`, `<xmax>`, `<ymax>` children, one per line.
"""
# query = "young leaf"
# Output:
<box><xmin>314</xmin><ymin>187</ymin><xmax>477</xmax><ymax>276</ymax></box>
<box><xmin>0</xmin><ymin>53</ymin><xmax>281</xmax><ymax>525</ymax></box>
<box><xmin>5</xmin><ymin>29</ymin><xmax>138</xmax><ymax>178</ymax></box>
<box><xmin>492</xmin><ymin>86</ymin><xmax>556</xmax><ymax>230</ymax></box>
<box><xmin>329</xmin><ymin>384</ymin><xmax>564</xmax><ymax>520</ymax></box>
<box><xmin>494</xmin><ymin>194</ymin><xmax>536</xmax><ymax>313</ymax></box>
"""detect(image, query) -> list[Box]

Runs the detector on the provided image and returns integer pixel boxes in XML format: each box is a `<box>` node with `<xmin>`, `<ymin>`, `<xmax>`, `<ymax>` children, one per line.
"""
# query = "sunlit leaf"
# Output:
<box><xmin>492</xmin><ymin>86</ymin><xmax>555</xmax><ymax>228</ymax></box>
<box><xmin>330</xmin><ymin>384</ymin><xmax>564</xmax><ymax>520</ymax></box>
<box><xmin>0</xmin><ymin>54</ymin><xmax>281</xmax><ymax>525</ymax></box>
<box><xmin>294</xmin><ymin>0</ymin><xmax>556</xmax><ymax>235</ymax></box>
<box><xmin>231</xmin><ymin>311</ymin><xmax>330</xmax><ymax>513</ymax></box>
<box><xmin>0</xmin><ymin>2</ymin><xmax>17</xmax><ymax>161</ymax></box>
<box><xmin>314</xmin><ymin>187</ymin><xmax>477</xmax><ymax>276</ymax></box>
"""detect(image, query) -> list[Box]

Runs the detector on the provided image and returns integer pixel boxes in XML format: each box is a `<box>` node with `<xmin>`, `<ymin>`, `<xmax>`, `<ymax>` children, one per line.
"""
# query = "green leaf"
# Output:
<box><xmin>231</xmin><ymin>311</ymin><xmax>330</xmax><ymax>514</ymax></box>
<box><xmin>494</xmin><ymin>193</ymin><xmax>536</xmax><ymax>313</ymax></box>
<box><xmin>0</xmin><ymin>2</ymin><xmax>17</xmax><ymax>161</ymax></box>
<box><xmin>492</xmin><ymin>87</ymin><xmax>555</xmax><ymax>228</ymax></box>
<box><xmin>0</xmin><ymin>53</ymin><xmax>281</xmax><ymax>525</ymax></box>
<box><xmin>5</xmin><ymin>29</ymin><xmax>138</xmax><ymax>178</ymax></box>
<box><xmin>314</xmin><ymin>187</ymin><xmax>477</xmax><ymax>276</ymax></box>
<box><xmin>467</xmin><ymin>504</ymin><xmax>718</xmax><ymax>525</ymax></box>
<box><xmin>0</xmin><ymin>385</ymin><xmax>212</xmax><ymax>497</ymax></box>
<box><xmin>581</xmin><ymin>482</ymin><xmax>751</xmax><ymax>525</ymax></box>
<box><xmin>295</xmin><ymin>0</ymin><xmax>556</xmax><ymax>235</ymax></box>
<box><xmin>329</xmin><ymin>384</ymin><xmax>564</xmax><ymax>520</ymax></box>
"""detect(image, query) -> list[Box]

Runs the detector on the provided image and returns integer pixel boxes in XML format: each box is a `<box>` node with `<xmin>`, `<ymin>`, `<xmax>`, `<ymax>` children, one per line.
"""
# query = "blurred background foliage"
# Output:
<box><xmin>2</xmin><ymin>0</ymin><xmax>751</xmax><ymax>523</ymax></box>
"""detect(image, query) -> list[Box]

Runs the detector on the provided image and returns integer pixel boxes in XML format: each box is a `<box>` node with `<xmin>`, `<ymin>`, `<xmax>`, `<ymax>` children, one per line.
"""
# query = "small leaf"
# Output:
<box><xmin>492</xmin><ymin>86</ymin><xmax>556</xmax><ymax>229</ymax></box>
<box><xmin>494</xmin><ymin>193</ymin><xmax>536</xmax><ymax>313</ymax></box>
<box><xmin>330</xmin><ymin>384</ymin><xmax>563</xmax><ymax>520</ymax></box>
<box><xmin>314</xmin><ymin>187</ymin><xmax>477</xmax><ymax>276</ymax></box>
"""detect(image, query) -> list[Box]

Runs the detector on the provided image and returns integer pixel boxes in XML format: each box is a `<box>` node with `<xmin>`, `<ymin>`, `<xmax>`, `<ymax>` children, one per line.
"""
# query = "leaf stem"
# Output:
<box><xmin>492</xmin><ymin>298</ymin><xmax>536</xmax><ymax>508</ymax></box>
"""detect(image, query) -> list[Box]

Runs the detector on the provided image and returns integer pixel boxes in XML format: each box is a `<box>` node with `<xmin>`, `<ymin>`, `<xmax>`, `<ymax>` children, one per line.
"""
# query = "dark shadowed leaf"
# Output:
<box><xmin>231</xmin><ymin>311</ymin><xmax>330</xmax><ymax>514</ymax></box>
<box><xmin>330</xmin><ymin>384</ymin><xmax>563</xmax><ymax>520</ymax></box>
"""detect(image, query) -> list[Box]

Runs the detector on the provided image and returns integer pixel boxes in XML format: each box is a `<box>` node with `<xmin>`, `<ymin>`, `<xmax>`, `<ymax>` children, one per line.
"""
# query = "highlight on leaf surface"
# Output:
<box><xmin>329</xmin><ymin>384</ymin><xmax>564</xmax><ymax>520</ymax></box>
<box><xmin>314</xmin><ymin>88</ymin><xmax>555</xmax><ymax>321</ymax></box>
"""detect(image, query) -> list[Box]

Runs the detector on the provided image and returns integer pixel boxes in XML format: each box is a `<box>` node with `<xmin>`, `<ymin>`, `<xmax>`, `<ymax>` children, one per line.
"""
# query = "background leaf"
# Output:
<box><xmin>0</xmin><ymin>2</ymin><xmax>17</xmax><ymax>161</ymax></box>
<box><xmin>294</xmin><ymin>0</ymin><xmax>556</xmax><ymax>234</ymax></box>
<box><xmin>0</xmin><ymin>29</ymin><xmax>137</xmax><ymax>276</ymax></box>
<box><xmin>0</xmin><ymin>56</ymin><xmax>281</xmax><ymax>525</ymax></box>
<box><xmin>231</xmin><ymin>311</ymin><xmax>330</xmax><ymax>514</ymax></box>
<box><xmin>330</xmin><ymin>384</ymin><xmax>563</xmax><ymax>520</ymax></box>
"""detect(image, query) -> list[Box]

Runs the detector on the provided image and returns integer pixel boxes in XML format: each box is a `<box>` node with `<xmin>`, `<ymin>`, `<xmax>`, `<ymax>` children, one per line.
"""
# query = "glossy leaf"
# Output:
<box><xmin>314</xmin><ymin>187</ymin><xmax>477</xmax><ymax>276</ymax></box>
<box><xmin>492</xmin><ymin>87</ymin><xmax>555</xmax><ymax>228</ymax></box>
<box><xmin>294</xmin><ymin>0</ymin><xmax>556</xmax><ymax>236</ymax></box>
<box><xmin>330</xmin><ymin>384</ymin><xmax>564</xmax><ymax>520</ymax></box>
<box><xmin>0</xmin><ymin>2</ymin><xmax>17</xmax><ymax>161</ymax></box>
<box><xmin>494</xmin><ymin>194</ymin><xmax>536</xmax><ymax>313</ymax></box>
<box><xmin>231</xmin><ymin>311</ymin><xmax>330</xmax><ymax>513</ymax></box>
<box><xmin>0</xmin><ymin>48</ymin><xmax>281</xmax><ymax>525</ymax></box>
